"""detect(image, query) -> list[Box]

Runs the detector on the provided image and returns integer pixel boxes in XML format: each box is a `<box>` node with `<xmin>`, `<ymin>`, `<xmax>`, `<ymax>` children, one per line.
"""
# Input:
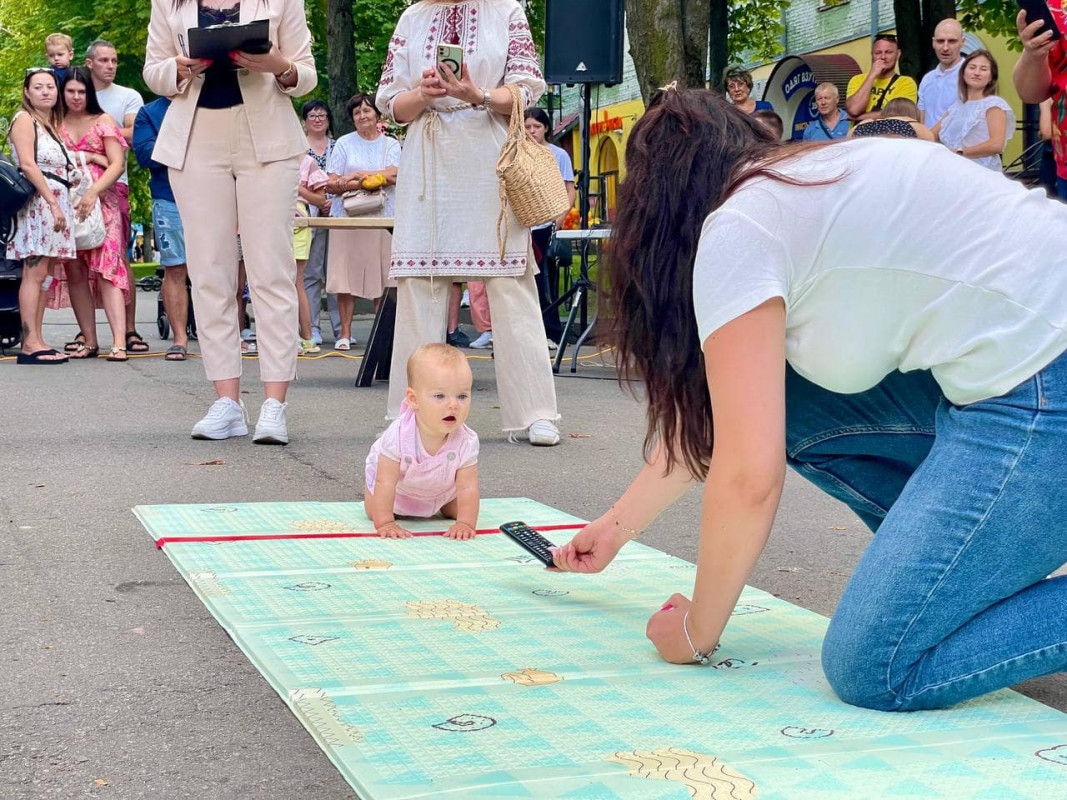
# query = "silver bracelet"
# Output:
<box><xmin>682</xmin><ymin>610</ymin><xmax>714</xmax><ymax>665</ymax></box>
<box><xmin>480</xmin><ymin>89</ymin><xmax>492</xmax><ymax>111</ymax></box>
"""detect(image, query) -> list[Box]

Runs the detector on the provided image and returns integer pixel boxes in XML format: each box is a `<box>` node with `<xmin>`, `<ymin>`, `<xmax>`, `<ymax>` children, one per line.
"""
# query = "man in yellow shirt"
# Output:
<box><xmin>846</xmin><ymin>34</ymin><xmax>919</xmax><ymax>121</ymax></box>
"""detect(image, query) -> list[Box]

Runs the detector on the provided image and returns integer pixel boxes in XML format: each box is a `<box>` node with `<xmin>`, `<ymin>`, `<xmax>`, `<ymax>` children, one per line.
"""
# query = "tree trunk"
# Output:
<box><xmin>327</xmin><ymin>0</ymin><xmax>357</xmax><ymax>136</ymax></box>
<box><xmin>682</xmin><ymin>0</ymin><xmax>712</xmax><ymax>90</ymax></box>
<box><xmin>708</xmin><ymin>0</ymin><xmax>728</xmax><ymax>91</ymax></box>
<box><xmin>625</xmin><ymin>0</ymin><xmax>710</xmax><ymax>104</ymax></box>
<box><xmin>893</xmin><ymin>0</ymin><xmax>957</xmax><ymax>79</ymax></box>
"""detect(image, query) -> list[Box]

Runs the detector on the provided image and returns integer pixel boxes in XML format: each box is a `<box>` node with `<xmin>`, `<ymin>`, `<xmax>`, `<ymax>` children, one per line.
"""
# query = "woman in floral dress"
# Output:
<box><xmin>6</xmin><ymin>68</ymin><xmax>76</xmax><ymax>364</ymax></box>
<box><xmin>50</xmin><ymin>66</ymin><xmax>131</xmax><ymax>361</ymax></box>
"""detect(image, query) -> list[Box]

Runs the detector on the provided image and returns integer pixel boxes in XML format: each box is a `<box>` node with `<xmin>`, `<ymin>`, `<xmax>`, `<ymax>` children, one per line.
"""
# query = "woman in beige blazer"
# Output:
<box><xmin>144</xmin><ymin>0</ymin><xmax>316</xmax><ymax>445</ymax></box>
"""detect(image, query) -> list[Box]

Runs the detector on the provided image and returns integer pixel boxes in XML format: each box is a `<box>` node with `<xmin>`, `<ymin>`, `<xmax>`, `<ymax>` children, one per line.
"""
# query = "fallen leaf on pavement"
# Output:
<box><xmin>93</xmin><ymin>779</ymin><xmax>108</xmax><ymax>786</ymax></box>
<box><xmin>776</xmin><ymin>567</ymin><xmax>801</xmax><ymax>573</ymax></box>
<box><xmin>827</xmin><ymin>526</ymin><xmax>847</xmax><ymax>531</ymax></box>
<box><xmin>568</xmin><ymin>433</ymin><xmax>593</xmax><ymax>439</ymax></box>
<box><xmin>189</xmin><ymin>459</ymin><xmax>227</xmax><ymax>466</ymax></box>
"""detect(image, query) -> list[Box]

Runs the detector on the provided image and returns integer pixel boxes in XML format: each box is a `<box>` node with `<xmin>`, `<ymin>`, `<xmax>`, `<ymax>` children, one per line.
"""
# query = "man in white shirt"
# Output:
<box><xmin>917</xmin><ymin>18</ymin><xmax>965</xmax><ymax>126</ymax></box>
<box><xmin>86</xmin><ymin>39</ymin><xmax>148</xmax><ymax>352</ymax></box>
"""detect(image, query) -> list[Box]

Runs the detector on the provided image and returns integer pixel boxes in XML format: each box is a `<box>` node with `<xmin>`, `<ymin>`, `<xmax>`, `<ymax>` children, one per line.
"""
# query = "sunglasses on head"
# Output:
<box><xmin>25</xmin><ymin>66</ymin><xmax>56</xmax><ymax>75</ymax></box>
<box><xmin>875</xmin><ymin>34</ymin><xmax>898</xmax><ymax>44</ymax></box>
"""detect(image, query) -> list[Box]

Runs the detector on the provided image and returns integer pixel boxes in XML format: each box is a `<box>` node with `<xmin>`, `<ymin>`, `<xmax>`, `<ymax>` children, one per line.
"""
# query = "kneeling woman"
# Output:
<box><xmin>552</xmin><ymin>88</ymin><xmax>1067</xmax><ymax>712</ymax></box>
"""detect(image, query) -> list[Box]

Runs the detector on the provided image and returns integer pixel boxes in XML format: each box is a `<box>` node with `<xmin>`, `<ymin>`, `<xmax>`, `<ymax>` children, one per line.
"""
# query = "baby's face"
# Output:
<box><xmin>46</xmin><ymin>45</ymin><xmax>72</xmax><ymax>69</ymax></box>
<box><xmin>409</xmin><ymin>361</ymin><xmax>472</xmax><ymax>437</ymax></box>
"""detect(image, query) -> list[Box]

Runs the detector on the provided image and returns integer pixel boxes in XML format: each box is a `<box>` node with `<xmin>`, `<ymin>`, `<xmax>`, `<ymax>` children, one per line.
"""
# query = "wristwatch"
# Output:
<box><xmin>275</xmin><ymin>62</ymin><xmax>295</xmax><ymax>82</ymax></box>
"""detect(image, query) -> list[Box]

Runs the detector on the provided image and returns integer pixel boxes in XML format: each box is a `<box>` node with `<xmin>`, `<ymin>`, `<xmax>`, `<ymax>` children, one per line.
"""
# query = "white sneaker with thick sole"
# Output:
<box><xmin>470</xmin><ymin>331</ymin><xmax>493</xmax><ymax>349</ymax></box>
<box><xmin>547</xmin><ymin>339</ymin><xmax>558</xmax><ymax>351</ymax></box>
<box><xmin>191</xmin><ymin>397</ymin><xmax>248</xmax><ymax>440</ymax></box>
<box><xmin>527</xmin><ymin>419</ymin><xmax>560</xmax><ymax>446</ymax></box>
<box><xmin>253</xmin><ymin>398</ymin><xmax>289</xmax><ymax>445</ymax></box>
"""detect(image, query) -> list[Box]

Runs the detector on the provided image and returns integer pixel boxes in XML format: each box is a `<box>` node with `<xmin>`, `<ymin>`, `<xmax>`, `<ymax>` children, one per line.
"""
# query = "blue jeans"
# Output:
<box><xmin>784</xmin><ymin>356</ymin><xmax>1067</xmax><ymax>711</ymax></box>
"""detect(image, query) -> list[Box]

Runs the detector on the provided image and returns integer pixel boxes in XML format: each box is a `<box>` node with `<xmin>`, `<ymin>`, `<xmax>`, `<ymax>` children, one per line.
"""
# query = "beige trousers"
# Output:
<box><xmin>169</xmin><ymin>106</ymin><xmax>301</xmax><ymax>383</ymax></box>
<box><xmin>388</xmin><ymin>264</ymin><xmax>560</xmax><ymax>432</ymax></box>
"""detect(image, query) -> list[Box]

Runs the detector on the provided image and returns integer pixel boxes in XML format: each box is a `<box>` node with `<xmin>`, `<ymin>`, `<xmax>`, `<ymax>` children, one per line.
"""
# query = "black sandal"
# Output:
<box><xmin>69</xmin><ymin>343</ymin><xmax>99</xmax><ymax>359</ymax></box>
<box><xmin>64</xmin><ymin>331</ymin><xmax>86</xmax><ymax>352</ymax></box>
<box><xmin>125</xmin><ymin>331</ymin><xmax>150</xmax><ymax>353</ymax></box>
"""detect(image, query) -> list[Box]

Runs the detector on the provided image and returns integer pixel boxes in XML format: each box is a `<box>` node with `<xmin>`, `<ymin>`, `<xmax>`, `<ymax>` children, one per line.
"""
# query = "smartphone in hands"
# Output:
<box><xmin>436</xmin><ymin>44</ymin><xmax>463</xmax><ymax>79</ymax></box>
<box><xmin>1018</xmin><ymin>0</ymin><xmax>1063</xmax><ymax>41</ymax></box>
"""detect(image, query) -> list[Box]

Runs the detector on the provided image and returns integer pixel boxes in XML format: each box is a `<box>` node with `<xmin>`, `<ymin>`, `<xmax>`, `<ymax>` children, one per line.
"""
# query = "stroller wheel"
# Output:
<box><xmin>158</xmin><ymin>315</ymin><xmax>170</xmax><ymax>340</ymax></box>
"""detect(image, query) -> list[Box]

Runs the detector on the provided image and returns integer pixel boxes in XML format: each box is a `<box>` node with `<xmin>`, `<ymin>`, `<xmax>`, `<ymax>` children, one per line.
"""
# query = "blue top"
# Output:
<box><xmin>132</xmin><ymin>97</ymin><xmax>174</xmax><ymax>202</ymax></box>
<box><xmin>802</xmin><ymin>109</ymin><xmax>851</xmax><ymax>141</ymax></box>
<box><xmin>754</xmin><ymin>99</ymin><xmax>774</xmax><ymax>113</ymax></box>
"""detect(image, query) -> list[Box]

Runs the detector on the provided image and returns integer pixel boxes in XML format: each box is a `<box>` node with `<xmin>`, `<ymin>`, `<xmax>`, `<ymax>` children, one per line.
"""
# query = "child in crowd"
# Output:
<box><xmin>365</xmin><ymin>344</ymin><xmax>480</xmax><ymax>540</ymax></box>
<box><xmin>44</xmin><ymin>33</ymin><xmax>74</xmax><ymax>84</ymax></box>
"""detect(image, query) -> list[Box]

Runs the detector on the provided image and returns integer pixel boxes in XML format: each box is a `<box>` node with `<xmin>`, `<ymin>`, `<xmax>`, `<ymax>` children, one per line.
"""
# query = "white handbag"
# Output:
<box><xmin>71</xmin><ymin>151</ymin><xmax>106</xmax><ymax>251</ymax></box>
<box><xmin>342</xmin><ymin>138</ymin><xmax>389</xmax><ymax>217</ymax></box>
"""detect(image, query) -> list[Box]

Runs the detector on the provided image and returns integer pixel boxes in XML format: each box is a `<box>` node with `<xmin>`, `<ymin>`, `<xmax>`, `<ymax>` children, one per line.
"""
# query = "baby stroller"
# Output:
<box><xmin>0</xmin><ymin>258</ymin><xmax>21</xmax><ymax>353</ymax></box>
<box><xmin>154</xmin><ymin>266</ymin><xmax>198</xmax><ymax>341</ymax></box>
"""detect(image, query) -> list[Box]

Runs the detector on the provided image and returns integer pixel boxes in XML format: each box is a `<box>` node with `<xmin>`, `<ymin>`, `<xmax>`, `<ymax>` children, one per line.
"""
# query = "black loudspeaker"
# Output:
<box><xmin>544</xmin><ymin>0</ymin><xmax>624</xmax><ymax>85</ymax></box>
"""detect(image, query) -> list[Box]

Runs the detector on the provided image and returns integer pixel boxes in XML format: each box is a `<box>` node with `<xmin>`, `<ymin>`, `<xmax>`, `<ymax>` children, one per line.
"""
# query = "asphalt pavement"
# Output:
<box><xmin>2</xmin><ymin>300</ymin><xmax>1064</xmax><ymax>798</ymax></box>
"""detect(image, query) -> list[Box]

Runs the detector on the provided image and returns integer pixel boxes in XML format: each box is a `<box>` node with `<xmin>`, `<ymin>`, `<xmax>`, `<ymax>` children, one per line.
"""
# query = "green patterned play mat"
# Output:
<box><xmin>134</xmin><ymin>499</ymin><xmax>1067</xmax><ymax>799</ymax></box>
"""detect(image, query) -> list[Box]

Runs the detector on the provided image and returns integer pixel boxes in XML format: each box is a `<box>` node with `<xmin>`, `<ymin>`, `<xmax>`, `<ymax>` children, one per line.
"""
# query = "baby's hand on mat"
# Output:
<box><xmin>377</xmin><ymin>522</ymin><xmax>412</xmax><ymax>539</ymax></box>
<box><xmin>445</xmin><ymin>522</ymin><xmax>476</xmax><ymax>541</ymax></box>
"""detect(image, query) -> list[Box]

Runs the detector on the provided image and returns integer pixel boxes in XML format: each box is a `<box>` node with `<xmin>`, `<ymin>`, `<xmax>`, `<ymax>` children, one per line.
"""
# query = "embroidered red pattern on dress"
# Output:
<box><xmin>380</xmin><ymin>34</ymin><xmax>407</xmax><ymax>88</ymax></box>
<box><xmin>505</xmin><ymin>19</ymin><xmax>542</xmax><ymax>106</ymax></box>
<box><xmin>391</xmin><ymin>254</ymin><xmax>528</xmax><ymax>273</ymax></box>
<box><xmin>424</xmin><ymin>4</ymin><xmax>479</xmax><ymax>60</ymax></box>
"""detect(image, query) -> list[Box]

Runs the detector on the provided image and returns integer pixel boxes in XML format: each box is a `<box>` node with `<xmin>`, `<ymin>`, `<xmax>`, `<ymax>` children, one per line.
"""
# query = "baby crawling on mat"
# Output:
<box><xmin>364</xmin><ymin>343</ymin><xmax>480</xmax><ymax>540</ymax></box>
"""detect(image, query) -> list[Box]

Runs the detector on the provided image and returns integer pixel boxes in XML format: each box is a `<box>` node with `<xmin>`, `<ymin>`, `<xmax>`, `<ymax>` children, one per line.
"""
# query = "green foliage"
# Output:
<box><xmin>728</xmin><ymin>0</ymin><xmax>790</xmax><ymax>65</ymax></box>
<box><xmin>958</xmin><ymin>0</ymin><xmax>1025</xmax><ymax>49</ymax></box>
<box><xmin>0</xmin><ymin>0</ymin><xmax>153</xmax><ymax>223</ymax></box>
<box><xmin>352</xmin><ymin>0</ymin><xmax>408</xmax><ymax>92</ymax></box>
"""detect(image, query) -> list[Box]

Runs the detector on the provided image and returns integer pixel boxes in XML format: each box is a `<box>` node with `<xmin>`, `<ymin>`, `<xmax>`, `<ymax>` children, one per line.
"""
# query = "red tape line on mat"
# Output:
<box><xmin>154</xmin><ymin>522</ymin><xmax>584</xmax><ymax>548</ymax></box>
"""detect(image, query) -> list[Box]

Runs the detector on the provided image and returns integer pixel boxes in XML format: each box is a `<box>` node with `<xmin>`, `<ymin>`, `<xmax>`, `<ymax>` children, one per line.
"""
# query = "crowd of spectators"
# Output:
<box><xmin>4</xmin><ymin>7</ymin><xmax>1058</xmax><ymax>438</ymax></box>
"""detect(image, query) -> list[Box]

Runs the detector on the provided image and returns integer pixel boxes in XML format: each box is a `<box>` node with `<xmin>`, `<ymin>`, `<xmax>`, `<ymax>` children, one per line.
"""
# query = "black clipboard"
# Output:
<box><xmin>188</xmin><ymin>19</ymin><xmax>271</xmax><ymax>61</ymax></box>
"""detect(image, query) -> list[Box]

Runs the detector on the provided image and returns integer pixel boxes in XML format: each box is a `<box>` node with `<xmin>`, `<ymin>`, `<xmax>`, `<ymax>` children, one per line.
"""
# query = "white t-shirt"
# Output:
<box><xmin>693</xmin><ymin>138</ymin><xmax>1067</xmax><ymax>406</ymax></box>
<box><xmin>533</xmin><ymin>143</ymin><xmax>575</xmax><ymax>230</ymax></box>
<box><xmin>326</xmin><ymin>132</ymin><xmax>402</xmax><ymax>217</ymax></box>
<box><xmin>937</xmin><ymin>96</ymin><xmax>1016</xmax><ymax>172</ymax></box>
<box><xmin>96</xmin><ymin>83</ymin><xmax>144</xmax><ymax>186</ymax></box>
<box><xmin>917</xmin><ymin>59</ymin><xmax>964</xmax><ymax>126</ymax></box>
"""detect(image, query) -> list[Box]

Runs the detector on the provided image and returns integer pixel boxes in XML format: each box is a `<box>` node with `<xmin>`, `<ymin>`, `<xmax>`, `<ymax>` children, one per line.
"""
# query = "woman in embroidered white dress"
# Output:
<box><xmin>377</xmin><ymin>0</ymin><xmax>561</xmax><ymax>446</ymax></box>
<box><xmin>932</xmin><ymin>50</ymin><xmax>1015</xmax><ymax>171</ymax></box>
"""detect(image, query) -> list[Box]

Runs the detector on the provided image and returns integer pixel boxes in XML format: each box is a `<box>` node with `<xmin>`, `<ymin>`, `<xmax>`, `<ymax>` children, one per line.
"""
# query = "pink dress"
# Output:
<box><xmin>365</xmin><ymin>402</ymin><xmax>480</xmax><ymax>517</ymax></box>
<box><xmin>48</xmin><ymin>119</ymin><xmax>130</xmax><ymax>310</ymax></box>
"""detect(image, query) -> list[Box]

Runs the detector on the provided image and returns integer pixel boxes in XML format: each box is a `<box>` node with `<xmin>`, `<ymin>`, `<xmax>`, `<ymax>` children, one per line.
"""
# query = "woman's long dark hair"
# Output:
<box><xmin>61</xmin><ymin>66</ymin><xmax>104</xmax><ymax>116</ymax></box>
<box><xmin>608</xmin><ymin>88</ymin><xmax>833</xmax><ymax>480</ymax></box>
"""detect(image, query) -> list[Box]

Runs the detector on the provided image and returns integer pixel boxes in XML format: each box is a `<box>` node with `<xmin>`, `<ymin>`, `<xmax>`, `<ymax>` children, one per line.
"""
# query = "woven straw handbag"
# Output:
<box><xmin>496</xmin><ymin>84</ymin><xmax>571</xmax><ymax>258</ymax></box>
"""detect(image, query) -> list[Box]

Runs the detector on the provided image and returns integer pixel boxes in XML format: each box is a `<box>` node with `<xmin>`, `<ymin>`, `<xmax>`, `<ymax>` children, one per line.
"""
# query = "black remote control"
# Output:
<box><xmin>500</xmin><ymin>521</ymin><xmax>556</xmax><ymax>567</ymax></box>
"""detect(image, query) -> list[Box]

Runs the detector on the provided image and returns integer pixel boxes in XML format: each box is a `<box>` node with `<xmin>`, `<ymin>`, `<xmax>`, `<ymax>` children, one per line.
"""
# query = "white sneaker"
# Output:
<box><xmin>191</xmin><ymin>397</ymin><xmax>248</xmax><ymax>440</ymax></box>
<box><xmin>547</xmin><ymin>339</ymin><xmax>558</xmax><ymax>351</ymax></box>
<box><xmin>460</xmin><ymin>289</ymin><xmax>470</xmax><ymax>308</ymax></box>
<box><xmin>470</xmin><ymin>331</ymin><xmax>493</xmax><ymax>349</ymax></box>
<box><xmin>253</xmin><ymin>398</ymin><xmax>289</xmax><ymax>445</ymax></box>
<box><xmin>527</xmin><ymin>419</ymin><xmax>561</xmax><ymax>446</ymax></box>
<box><xmin>240</xmin><ymin>328</ymin><xmax>256</xmax><ymax>342</ymax></box>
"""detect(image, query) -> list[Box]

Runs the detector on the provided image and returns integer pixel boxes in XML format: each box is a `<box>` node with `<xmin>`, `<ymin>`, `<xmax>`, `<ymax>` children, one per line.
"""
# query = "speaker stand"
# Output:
<box><xmin>551</xmin><ymin>83</ymin><xmax>597</xmax><ymax>374</ymax></box>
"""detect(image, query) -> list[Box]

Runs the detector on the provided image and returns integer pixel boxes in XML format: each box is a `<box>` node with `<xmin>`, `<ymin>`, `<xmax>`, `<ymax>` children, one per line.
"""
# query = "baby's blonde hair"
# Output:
<box><xmin>407</xmin><ymin>343</ymin><xmax>469</xmax><ymax>387</ymax></box>
<box><xmin>45</xmin><ymin>33</ymin><xmax>74</xmax><ymax>53</ymax></box>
